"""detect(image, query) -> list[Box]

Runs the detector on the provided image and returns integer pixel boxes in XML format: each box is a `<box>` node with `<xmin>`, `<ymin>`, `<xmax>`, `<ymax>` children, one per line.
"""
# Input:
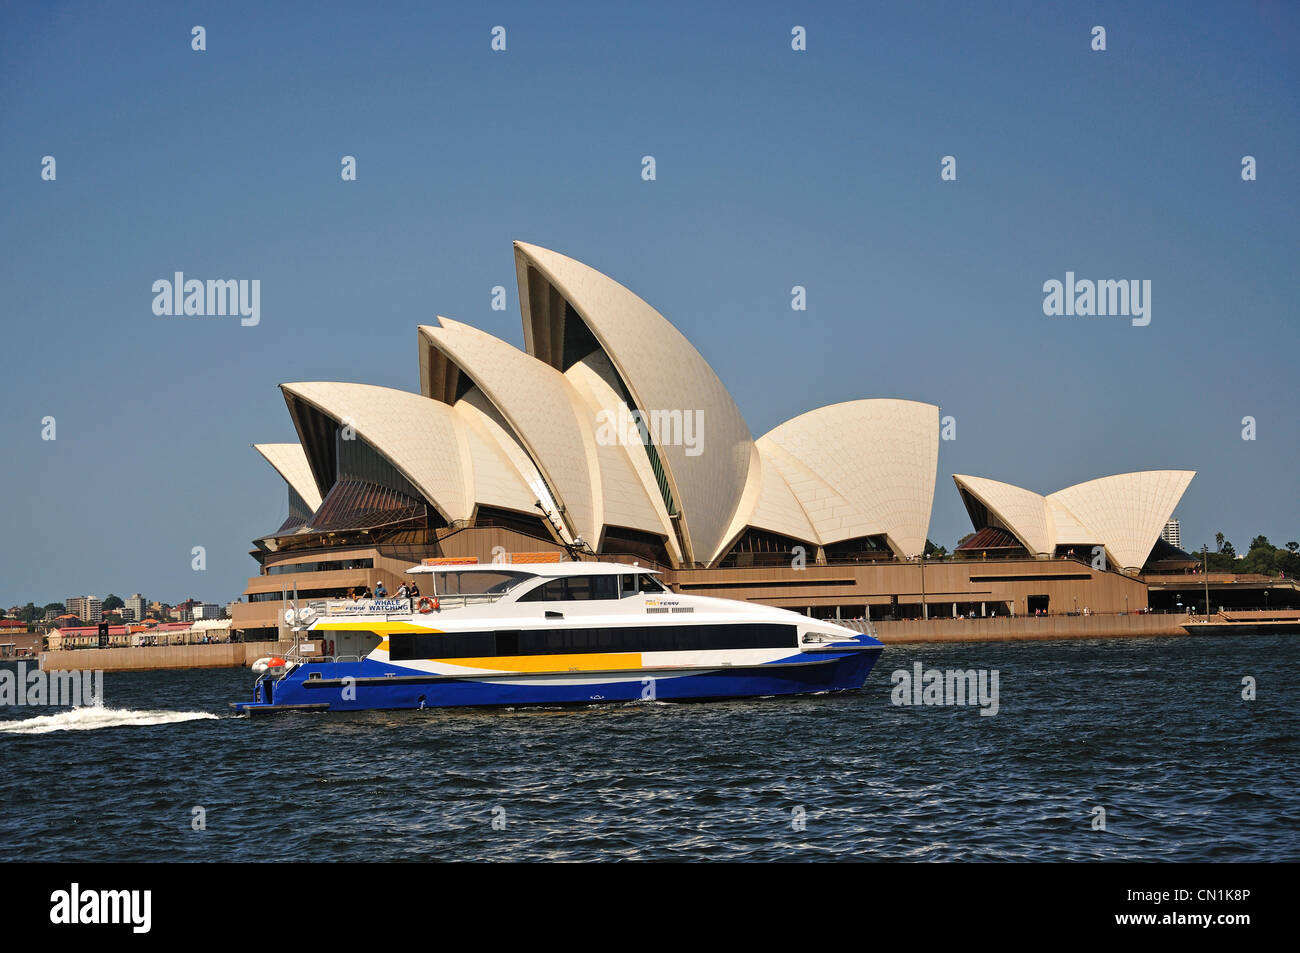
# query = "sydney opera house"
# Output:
<box><xmin>232</xmin><ymin>242</ymin><xmax>1199</xmax><ymax>639</ymax></box>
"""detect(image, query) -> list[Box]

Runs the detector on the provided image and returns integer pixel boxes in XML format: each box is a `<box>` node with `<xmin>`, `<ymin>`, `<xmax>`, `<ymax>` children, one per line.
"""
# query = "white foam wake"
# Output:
<box><xmin>0</xmin><ymin>707</ymin><xmax>218</xmax><ymax>735</ymax></box>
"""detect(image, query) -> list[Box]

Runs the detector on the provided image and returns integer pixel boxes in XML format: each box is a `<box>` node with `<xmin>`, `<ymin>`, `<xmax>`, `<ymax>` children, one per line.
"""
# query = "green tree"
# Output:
<box><xmin>1201</xmin><ymin>539</ymin><xmax>1237</xmax><ymax>572</ymax></box>
<box><xmin>1241</xmin><ymin>536</ymin><xmax>1280</xmax><ymax>575</ymax></box>
<box><xmin>1283</xmin><ymin>545</ymin><xmax>1300</xmax><ymax>578</ymax></box>
<box><xmin>102</xmin><ymin>594</ymin><xmax>125</xmax><ymax>612</ymax></box>
<box><xmin>42</xmin><ymin>602</ymin><xmax>65</xmax><ymax>616</ymax></box>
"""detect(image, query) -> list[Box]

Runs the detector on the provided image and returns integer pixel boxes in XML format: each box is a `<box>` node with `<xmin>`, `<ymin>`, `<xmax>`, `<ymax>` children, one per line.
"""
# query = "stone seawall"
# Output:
<box><xmin>866</xmin><ymin>614</ymin><xmax>1189</xmax><ymax>644</ymax></box>
<box><xmin>39</xmin><ymin>641</ymin><xmax>282</xmax><ymax>672</ymax></box>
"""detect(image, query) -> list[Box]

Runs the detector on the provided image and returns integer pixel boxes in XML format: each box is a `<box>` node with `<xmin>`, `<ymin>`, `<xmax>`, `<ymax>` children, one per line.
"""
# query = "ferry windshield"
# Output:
<box><xmin>628</xmin><ymin>573</ymin><xmax>668</xmax><ymax>594</ymax></box>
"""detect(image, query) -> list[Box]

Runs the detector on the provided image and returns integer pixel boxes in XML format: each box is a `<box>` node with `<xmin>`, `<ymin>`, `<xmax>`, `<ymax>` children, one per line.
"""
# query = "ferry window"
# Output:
<box><xmin>519</xmin><ymin>578</ymin><xmax>567</xmax><ymax>602</ymax></box>
<box><xmin>637</xmin><ymin>573</ymin><xmax>666</xmax><ymax>593</ymax></box>
<box><xmin>518</xmin><ymin>575</ymin><xmax>619</xmax><ymax>601</ymax></box>
<box><xmin>434</xmin><ymin>571</ymin><xmax>533</xmax><ymax>596</ymax></box>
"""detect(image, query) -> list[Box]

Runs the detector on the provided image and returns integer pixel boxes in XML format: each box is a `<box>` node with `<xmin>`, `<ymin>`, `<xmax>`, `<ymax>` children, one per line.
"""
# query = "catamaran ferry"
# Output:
<box><xmin>231</xmin><ymin>561</ymin><xmax>883</xmax><ymax>714</ymax></box>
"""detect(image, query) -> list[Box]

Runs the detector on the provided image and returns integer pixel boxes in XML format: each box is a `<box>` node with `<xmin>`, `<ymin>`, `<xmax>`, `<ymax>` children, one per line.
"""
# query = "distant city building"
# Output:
<box><xmin>43</xmin><ymin>608</ymin><xmax>58</xmax><ymax>621</ymax></box>
<box><xmin>66</xmin><ymin>595</ymin><xmax>103</xmax><ymax>623</ymax></box>
<box><xmin>126</xmin><ymin>593</ymin><xmax>147</xmax><ymax>622</ymax></box>
<box><xmin>192</xmin><ymin>603</ymin><xmax>223</xmax><ymax>620</ymax></box>
<box><xmin>1161</xmin><ymin>518</ymin><xmax>1181</xmax><ymax>549</ymax></box>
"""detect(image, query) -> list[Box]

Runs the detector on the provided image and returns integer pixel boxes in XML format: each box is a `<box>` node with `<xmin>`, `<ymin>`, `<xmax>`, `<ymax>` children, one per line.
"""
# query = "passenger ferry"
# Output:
<box><xmin>231</xmin><ymin>561</ymin><xmax>883</xmax><ymax>714</ymax></box>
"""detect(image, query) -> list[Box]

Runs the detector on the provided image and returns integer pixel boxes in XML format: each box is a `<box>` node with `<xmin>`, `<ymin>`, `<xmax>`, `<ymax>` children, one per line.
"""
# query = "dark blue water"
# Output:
<box><xmin>1</xmin><ymin>633</ymin><xmax>1295</xmax><ymax>861</ymax></box>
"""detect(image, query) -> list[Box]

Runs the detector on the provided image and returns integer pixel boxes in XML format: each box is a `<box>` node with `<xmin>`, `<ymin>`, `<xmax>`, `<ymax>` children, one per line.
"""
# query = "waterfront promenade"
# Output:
<box><xmin>859</xmin><ymin>608</ymin><xmax>1299</xmax><ymax>644</ymax></box>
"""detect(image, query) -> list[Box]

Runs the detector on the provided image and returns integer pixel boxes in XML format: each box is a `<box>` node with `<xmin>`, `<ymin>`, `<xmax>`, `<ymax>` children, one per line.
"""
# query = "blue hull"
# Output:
<box><xmin>231</xmin><ymin>647</ymin><xmax>883</xmax><ymax>714</ymax></box>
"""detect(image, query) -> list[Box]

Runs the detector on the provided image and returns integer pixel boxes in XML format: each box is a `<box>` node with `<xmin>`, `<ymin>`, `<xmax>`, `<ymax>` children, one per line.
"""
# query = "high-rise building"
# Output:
<box><xmin>66</xmin><ymin>595</ymin><xmax>103</xmax><ymax>623</ymax></box>
<box><xmin>125</xmin><ymin>593</ymin><xmax>147</xmax><ymax>623</ymax></box>
<box><xmin>1161</xmin><ymin>518</ymin><xmax>1181</xmax><ymax>549</ymax></box>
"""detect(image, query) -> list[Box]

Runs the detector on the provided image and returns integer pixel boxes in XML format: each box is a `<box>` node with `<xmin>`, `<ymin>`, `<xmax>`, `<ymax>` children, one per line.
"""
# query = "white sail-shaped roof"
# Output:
<box><xmin>953</xmin><ymin>470</ymin><xmax>1196</xmax><ymax>570</ymax></box>
<box><xmin>1048</xmin><ymin>471</ymin><xmax>1196</xmax><ymax>571</ymax></box>
<box><xmin>451</xmin><ymin>389</ymin><xmax>552</xmax><ymax>519</ymax></box>
<box><xmin>514</xmin><ymin>241</ymin><xmax>754</xmax><ymax>564</ymax></box>
<box><xmin>419</xmin><ymin>319</ymin><xmax>680</xmax><ymax>555</ymax></box>
<box><xmin>756</xmin><ymin>399</ymin><xmax>939</xmax><ymax>558</ymax></box>
<box><xmin>252</xmin><ymin>442</ymin><xmax>322</xmax><ymax>511</ymax></box>
<box><xmin>564</xmin><ymin>350</ymin><xmax>683</xmax><ymax>561</ymax></box>
<box><xmin>712</xmin><ymin>442</ymin><xmax>821</xmax><ymax>564</ymax></box>
<box><xmin>281</xmin><ymin>381</ymin><xmax>472</xmax><ymax>523</ymax></box>
<box><xmin>420</xmin><ymin>319</ymin><xmax>605</xmax><ymax>545</ymax></box>
<box><xmin>1045</xmin><ymin>497</ymin><xmax>1093</xmax><ymax>546</ymax></box>
<box><xmin>953</xmin><ymin>474</ymin><xmax>1053</xmax><ymax>556</ymax></box>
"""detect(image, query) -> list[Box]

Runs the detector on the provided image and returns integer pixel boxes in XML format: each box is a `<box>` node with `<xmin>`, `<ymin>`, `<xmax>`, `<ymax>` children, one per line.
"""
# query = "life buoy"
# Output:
<box><xmin>416</xmin><ymin>596</ymin><xmax>437</xmax><ymax>614</ymax></box>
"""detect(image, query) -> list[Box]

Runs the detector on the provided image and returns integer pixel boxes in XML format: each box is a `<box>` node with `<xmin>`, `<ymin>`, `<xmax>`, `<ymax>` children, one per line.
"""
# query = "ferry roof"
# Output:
<box><xmin>405</xmin><ymin>561</ymin><xmax>660</xmax><ymax>577</ymax></box>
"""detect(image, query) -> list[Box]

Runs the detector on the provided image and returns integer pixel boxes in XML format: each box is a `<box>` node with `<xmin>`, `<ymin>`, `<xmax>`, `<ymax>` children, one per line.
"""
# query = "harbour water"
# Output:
<box><xmin>0</xmin><ymin>633</ymin><xmax>1294</xmax><ymax>862</ymax></box>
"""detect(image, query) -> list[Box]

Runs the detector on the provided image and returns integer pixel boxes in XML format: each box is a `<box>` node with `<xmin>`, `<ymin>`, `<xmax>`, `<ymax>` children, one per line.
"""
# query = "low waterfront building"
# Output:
<box><xmin>47</xmin><ymin>621</ymin><xmax>228</xmax><ymax>650</ymax></box>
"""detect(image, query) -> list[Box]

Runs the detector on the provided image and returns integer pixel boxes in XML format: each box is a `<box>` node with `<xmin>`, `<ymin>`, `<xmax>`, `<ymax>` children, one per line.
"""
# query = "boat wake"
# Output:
<box><xmin>0</xmin><ymin>707</ymin><xmax>218</xmax><ymax>735</ymax></box>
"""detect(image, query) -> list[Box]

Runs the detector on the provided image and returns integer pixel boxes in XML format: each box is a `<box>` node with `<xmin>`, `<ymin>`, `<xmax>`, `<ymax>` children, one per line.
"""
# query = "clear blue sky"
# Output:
<box><xmin>1</xmin><ymin>1</ymin><xmax>1296</xmax><ymax>608</ymax></box>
